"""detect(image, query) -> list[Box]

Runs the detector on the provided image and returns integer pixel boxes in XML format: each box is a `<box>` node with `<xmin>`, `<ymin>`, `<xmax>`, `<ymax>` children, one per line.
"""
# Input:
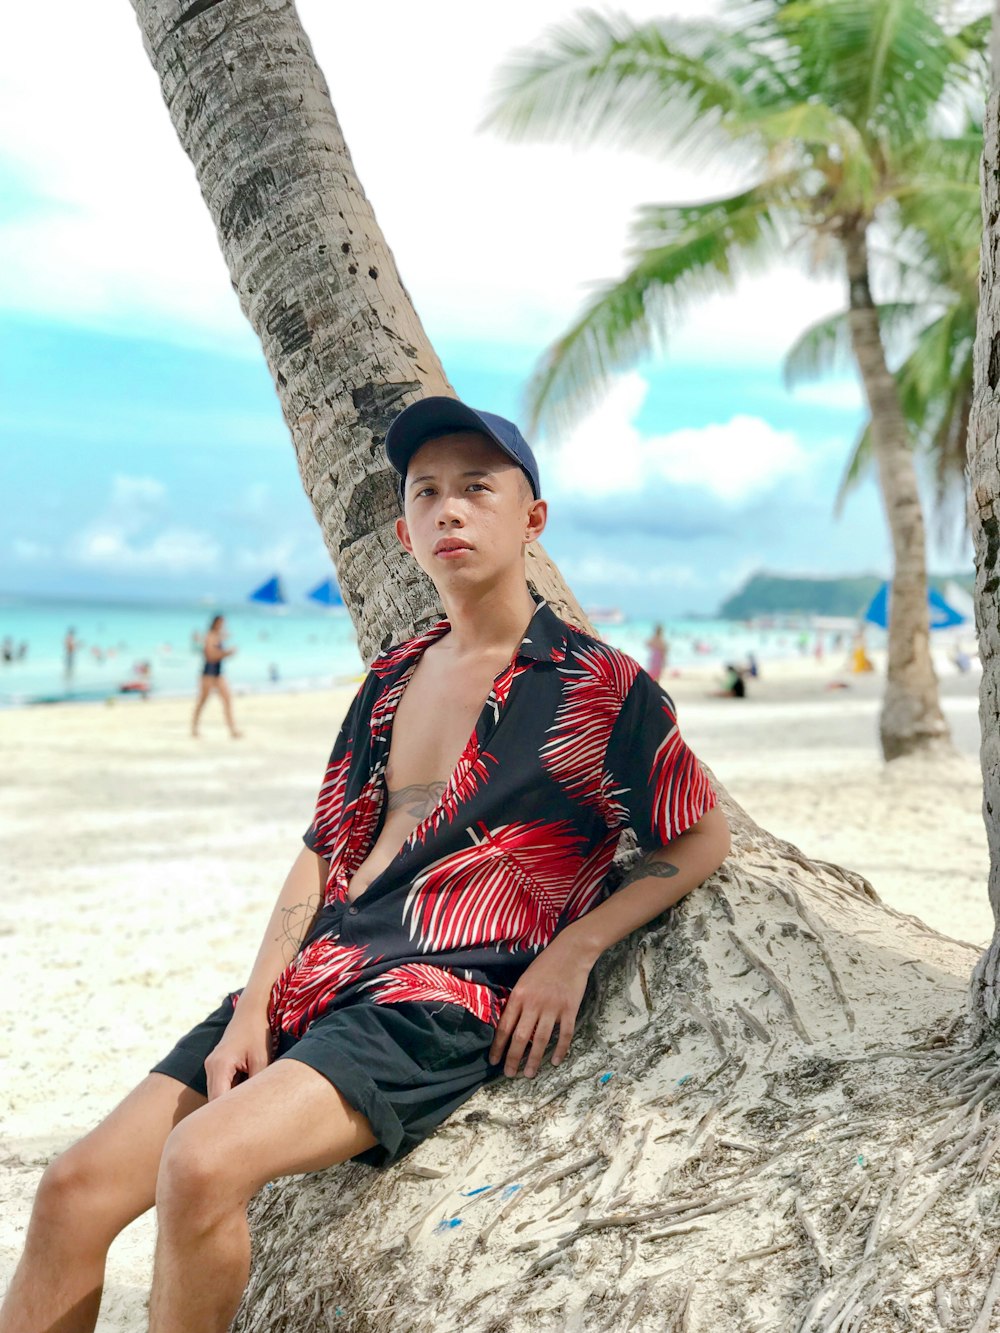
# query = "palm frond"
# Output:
<box><xmin>834</xmin><ymin>420</ymin><xmax>874</xmax><ymax>514</ymax></box>
<box><xmin>948</xmin><ymin>12</ymin><xmax>991</xmax><ymax>49</ymax></box>
<box><xmin>889</xmin><ymin>128</ymin><xmax>984</xmax><ymax>293</ymax></box>
<box><xmin>771</xmin><ymin>0</ymin><xmax>984</xmax><ymax>146</ymax></box>
<box><xmin>782</xmin><ymin>303</ymin><xmax>923</xmax><ymax>387</ymax></box>
<box><xmin>836</xmin><ymin>302</ymin><xmax>974</xmax><ymax>518</ymax></box>
<box><xmin>894</xmin><ymin>303</ymin><xmax>972</xmax><ymax>413</ymax></box>
<box><xmin>524</xmin><ymin>185</ymin><xmax>793</xmax><ymax>434</ymax></box>
<box><xmin>783</xmin><ymin>311</ymin><xmax>852</xmax><ymax>387</ymax></box>
<box><xmin>483</xmin><ymin>10</ymin><xmax>792</xmax><ymax>160</ymax></box>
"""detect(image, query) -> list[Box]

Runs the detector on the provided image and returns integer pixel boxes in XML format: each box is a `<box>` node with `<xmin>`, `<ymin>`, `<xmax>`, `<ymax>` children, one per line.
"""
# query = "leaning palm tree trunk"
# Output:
<box><xmin>130</xmin><ymin>3</ymin><xmax>1000</xmax><ymax>1328</ymax></box>
<box><xmin>130</xmin><ymin>0</ymin><xmax>587</xmax><ymax>658</ymax></box>
<box><xmin>967</xmin><ymin>78</ymin><xmax>1000</xmax><ymax>1032</ymax></box>
<box><xmin>841</xmin><ymin>225</ymin><xmax>951</xmax><ymax>760</ymax></box>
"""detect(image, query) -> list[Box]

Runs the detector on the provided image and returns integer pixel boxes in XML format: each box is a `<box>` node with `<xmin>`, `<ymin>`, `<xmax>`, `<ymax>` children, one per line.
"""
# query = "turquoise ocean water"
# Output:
<box><xmin>0</xmin><ymin>593</ymin><xmax>854</xmax><ymax>709</ymax></box>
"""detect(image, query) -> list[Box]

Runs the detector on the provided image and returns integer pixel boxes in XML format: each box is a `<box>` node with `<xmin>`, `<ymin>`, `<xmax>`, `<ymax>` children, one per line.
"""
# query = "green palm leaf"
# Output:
<box><xmin>782</xmin><ymin>303</ymin><xmax>924</xmax><ymax>388</ymax></box>
<box><xmin>482</xmin><ymin>10</ymin><xmax>792</xmax><ymax>160</ymax></box>
<box><xmin>524</xmin><ymin>185</ymin><xmax>792</xmax><ymax>432</ymax></box>
<box><xmin>771</xmin><ymin>0</ymin><xmax>984</xmax><ymax>142</ymax></box>
<box><xmin>834</xmin><ymin>421</ymin><xmax>874</xmax><ymax>515</ymax></box>
<box><xmin>830</xmin><ymin>302</ymin><xmax>975</xmax><ymax>518</ymax></box>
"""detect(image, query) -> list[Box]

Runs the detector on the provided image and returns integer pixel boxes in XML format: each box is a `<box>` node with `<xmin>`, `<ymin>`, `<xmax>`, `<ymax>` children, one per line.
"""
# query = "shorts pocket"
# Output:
<box><xmin>423</xmin><ymin>1003</ymin><xmax>495</xmax><ymax>1070</ymax></box>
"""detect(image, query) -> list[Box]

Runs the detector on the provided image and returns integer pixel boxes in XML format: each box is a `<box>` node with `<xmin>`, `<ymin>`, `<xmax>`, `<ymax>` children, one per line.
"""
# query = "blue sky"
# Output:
<box><xmin>0</xmin><ymin>0</ymin><xmax>974</xmax><ymax>617</ymax></box>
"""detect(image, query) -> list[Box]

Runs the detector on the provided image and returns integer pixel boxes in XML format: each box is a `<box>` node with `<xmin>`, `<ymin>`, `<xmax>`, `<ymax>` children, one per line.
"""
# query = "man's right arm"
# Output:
<box><xmin>204</xmin><ymin>846</ymin><xmax>327</xmax><ymax>1099</ymax></box>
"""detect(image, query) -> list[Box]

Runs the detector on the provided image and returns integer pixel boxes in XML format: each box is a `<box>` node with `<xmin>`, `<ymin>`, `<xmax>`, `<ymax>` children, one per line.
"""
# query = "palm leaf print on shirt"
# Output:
<box><xmin>649</xmin><ymin>712</ymin><xmax>716</xmax><ymax>845</ymax></box>
<box><xmin>402</xmin><ymin>819</ymin><xmax>586</xmax><ymax>953</ymax></box>
<box><xmin>268</xmin><ymin>938</ymin><xmax>374</xmax><ymax>1037</ymax></box>
<box><xmin>308</xmin><ymin>746</ymin><xmax>353</xmax><ymax>858</ymax></box>
<box><xmin>366</xmin><ymin>963</ymin><xmax>502</xmax><ymax>1025</ymax></box>
<box><xmin>540</xmin><ymin>644</ymin><xmax>639</xmax><ymax>814</ymax></box>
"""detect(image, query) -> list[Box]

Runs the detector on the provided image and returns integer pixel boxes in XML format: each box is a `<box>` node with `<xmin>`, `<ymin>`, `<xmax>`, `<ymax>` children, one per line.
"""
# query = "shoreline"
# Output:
<box><xmin>0</xmin><ymin>670</ymin><xmax>367</xmax><ymax>712</ymax></box>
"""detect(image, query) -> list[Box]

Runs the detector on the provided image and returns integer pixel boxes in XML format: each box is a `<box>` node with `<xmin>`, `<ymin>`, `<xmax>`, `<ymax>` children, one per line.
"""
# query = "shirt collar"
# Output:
<box><xmin>514</xmin><ymin>592</ymin><xmax>568</xmax><ymax>665</ymax></box>
<box><xmin>417</xmin><ymin>591</ymin><xmax>568</xmax><ymax>668</ymax></box>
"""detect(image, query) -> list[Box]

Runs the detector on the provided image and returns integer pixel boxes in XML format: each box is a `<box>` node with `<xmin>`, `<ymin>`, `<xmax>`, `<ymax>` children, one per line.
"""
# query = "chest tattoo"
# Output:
<box><xmin>388</xmin><ymin>781</ymin><xmax>448</xmax><ymax>818</ymax></box>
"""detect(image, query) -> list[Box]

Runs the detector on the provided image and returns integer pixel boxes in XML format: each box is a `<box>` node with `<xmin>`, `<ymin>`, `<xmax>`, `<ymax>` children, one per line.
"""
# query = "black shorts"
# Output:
<box><xmin>150</xmin><ymin>993</ymin><xmax>503</xmax><ymax>1167</ymax></box>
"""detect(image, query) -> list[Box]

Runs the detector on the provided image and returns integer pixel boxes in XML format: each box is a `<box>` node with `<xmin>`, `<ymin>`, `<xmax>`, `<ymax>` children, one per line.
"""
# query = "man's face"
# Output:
<box><xmin>395</xmin><ymin>431</ymin><xmax>546</xmax><ymax>586</ymax></box>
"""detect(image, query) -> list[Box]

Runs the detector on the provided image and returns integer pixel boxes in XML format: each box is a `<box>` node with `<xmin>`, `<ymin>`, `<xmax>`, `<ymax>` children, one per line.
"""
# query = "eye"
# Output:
<box><xmin>468</xmin><ymin>483</ymin><xmax>489</xmax><ymax>492</ymax></box>
<box><xmin>415</xmin><ymin>486</ymin><xmax>436</xmax><ymax>498</ymax></box>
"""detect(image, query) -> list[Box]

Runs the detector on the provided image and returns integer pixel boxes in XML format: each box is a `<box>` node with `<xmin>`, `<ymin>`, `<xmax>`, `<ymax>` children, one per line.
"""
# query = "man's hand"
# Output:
<box><xmin>204</xmin><ymin>1009</ymin><xmax>273</xmax><ymax>1101</ymax></box>
<box><xmin>488</xmin><ymin>940</ymin><xmax>593</xmax><ymax>1078</ymax></box>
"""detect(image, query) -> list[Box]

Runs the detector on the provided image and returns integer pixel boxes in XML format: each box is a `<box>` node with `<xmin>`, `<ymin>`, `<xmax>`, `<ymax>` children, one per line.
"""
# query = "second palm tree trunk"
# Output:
<box><xmin>843</xmin><ymin>224</ymin><xmax>950</xmax><ymax>760</ymax></box>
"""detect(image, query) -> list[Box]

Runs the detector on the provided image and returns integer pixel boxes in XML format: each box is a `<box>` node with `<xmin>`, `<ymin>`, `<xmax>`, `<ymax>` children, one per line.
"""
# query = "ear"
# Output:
<box><xmin>523</xmin><ymin>498</ymin><xmax>548</xmax><ymax>546</ymax></box>
<box><xmin>395</xmin><ymin>515</ymin><xmax>414</xmax><ymax>554</ymax></box>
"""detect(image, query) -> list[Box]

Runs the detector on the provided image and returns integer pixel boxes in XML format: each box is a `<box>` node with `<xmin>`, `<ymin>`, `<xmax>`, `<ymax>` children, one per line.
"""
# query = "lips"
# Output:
<box><xmin>434</xmin><ymin>539</ymin><xmax>473</xmax><ymax>555</ymax></box>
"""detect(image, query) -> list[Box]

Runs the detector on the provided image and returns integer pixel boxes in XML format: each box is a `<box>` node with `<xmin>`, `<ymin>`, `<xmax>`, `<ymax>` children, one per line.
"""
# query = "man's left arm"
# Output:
<box><xmin>489</xmin><ymin>805</ymin><xmax>730</xmax><ymax>1078</ymax></box>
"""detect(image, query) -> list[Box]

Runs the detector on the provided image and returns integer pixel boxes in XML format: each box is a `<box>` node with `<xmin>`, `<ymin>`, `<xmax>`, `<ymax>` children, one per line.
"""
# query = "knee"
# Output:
<box><xmin>156</xmin><ymin>1125</ymin><xmax>241</xmax><ymax>1233</ymax></box>
<box><xmin>34</xmin><ymin>1143</ymin><xmax>101</xmax><ymax>1228</ymax></box>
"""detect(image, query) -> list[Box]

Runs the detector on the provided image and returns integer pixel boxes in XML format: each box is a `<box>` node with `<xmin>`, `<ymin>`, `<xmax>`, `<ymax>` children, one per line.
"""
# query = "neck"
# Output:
<box><xmin>437</xmin><ymin>572</ymin><xmax>537</xmax><ymax>657</ymax></box>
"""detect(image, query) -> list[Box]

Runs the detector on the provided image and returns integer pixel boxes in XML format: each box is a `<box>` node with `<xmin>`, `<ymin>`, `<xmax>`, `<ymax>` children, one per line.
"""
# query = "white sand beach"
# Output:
<box><xmin>0</xmin><ymin>656</ymin><xmax>991</xmax><ymax>1329</ymax></box>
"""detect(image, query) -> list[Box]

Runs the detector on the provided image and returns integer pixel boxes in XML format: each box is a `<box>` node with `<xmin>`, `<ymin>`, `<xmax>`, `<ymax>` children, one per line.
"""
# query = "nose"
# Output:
<box><xmin>436</xmin><ymin>493</ymin><xmax>465</xmax><ymax>527</ymax></box>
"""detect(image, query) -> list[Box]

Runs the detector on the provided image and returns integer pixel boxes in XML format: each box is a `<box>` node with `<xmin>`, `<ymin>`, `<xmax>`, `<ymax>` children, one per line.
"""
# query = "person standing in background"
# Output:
<box><xmin>191</xmin><ymin>614</ymin><xmax>242</xmax><ymax>739</ymax></box>
<box><xmin>63</xmin><ymin>628</ymin><xmax>80</xmax><ymax>680</ymax></box>
<box><xmin>646</xmin><ymin>623</ymin><xmax>669</xmax><ymax>682</ymax></box>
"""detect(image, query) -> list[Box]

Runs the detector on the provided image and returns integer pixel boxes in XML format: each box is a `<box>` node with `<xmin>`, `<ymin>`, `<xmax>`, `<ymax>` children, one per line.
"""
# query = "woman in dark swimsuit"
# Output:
<box><xmin>191</xmin><ymin>614</ymin><xmax>242</xmax><ymax>738</ymax></box>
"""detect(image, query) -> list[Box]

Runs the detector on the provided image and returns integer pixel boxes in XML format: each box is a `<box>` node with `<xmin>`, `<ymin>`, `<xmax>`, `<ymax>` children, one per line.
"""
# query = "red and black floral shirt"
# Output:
<box><xmin>267</xmin><ymin>594</ymin><xmax>716</xmax><ymax>1037</ymax></box>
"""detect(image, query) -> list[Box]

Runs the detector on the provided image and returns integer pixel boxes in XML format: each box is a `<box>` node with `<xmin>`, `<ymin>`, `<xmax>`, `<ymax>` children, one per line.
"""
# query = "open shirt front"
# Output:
<box><xmin>268</xmin><ymin>594</ymin><xmax>717</xmax><ymax>1037</ymax></box>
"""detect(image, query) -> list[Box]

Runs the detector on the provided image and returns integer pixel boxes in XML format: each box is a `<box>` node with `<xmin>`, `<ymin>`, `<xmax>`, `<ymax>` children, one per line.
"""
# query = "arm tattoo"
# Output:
<box><xmin>619</xmin><ymin>856</ymin><xmax>680</xmax><ymax>890</ymax></box>
<box><xmin>279</xmin><ymin>896</ymin><xmax>320</xmax><ymax>957</ymax></box>
<box><xmin>388</xmin><ymin>781</ymin><xmax>447</xmax><ymax>818</ymax></box>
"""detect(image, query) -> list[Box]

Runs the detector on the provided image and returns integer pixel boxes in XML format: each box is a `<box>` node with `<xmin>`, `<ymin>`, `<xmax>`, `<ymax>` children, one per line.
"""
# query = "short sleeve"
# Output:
<box><xmin>302</xmin><ymin>679</ymin><xmax>368</xmax><ymax>859</ymax></box>
<box><xmin>602</xmin><ymin>669</ymin><xmax>716</xmax><ymax>854</ymax></box>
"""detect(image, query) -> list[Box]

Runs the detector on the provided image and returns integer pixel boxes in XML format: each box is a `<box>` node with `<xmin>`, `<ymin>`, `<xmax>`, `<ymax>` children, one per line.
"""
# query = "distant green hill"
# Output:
<box><xmin>719</xmin><ymin>571</ymin><xmax>975</xmax><ymax>620</ymax></box>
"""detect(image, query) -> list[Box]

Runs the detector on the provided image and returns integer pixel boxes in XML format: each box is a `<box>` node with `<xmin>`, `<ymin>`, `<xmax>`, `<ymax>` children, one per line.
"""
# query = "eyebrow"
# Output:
<box><xmin>408</xmin><ymin>468</ymin><xmax>494</xmax><ymax>488</ymax></box>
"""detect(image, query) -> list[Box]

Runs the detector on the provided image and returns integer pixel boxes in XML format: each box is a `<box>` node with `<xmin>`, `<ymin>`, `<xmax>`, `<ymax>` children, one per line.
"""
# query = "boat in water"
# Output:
<box><xmin>584</xmin><ymin>606</ymin><xmax>626</xmax><ymax>626</ymax></box>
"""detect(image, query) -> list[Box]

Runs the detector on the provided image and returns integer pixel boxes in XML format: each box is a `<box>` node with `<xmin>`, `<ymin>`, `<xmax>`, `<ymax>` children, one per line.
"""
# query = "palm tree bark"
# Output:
<box><xmin>967</xmin><ymin>79</ymin><xmax>1000</xmax><ymax>1032</ymax></box>
<box><xmin>128</xmin><ymin>0</ymin><xmax>589</xmax><ymax>659</ymax></box>
<box><xmin>127</xmin><ymin>3</ymin><xmax>999</xmax><ymax>1329</ymax></box>
<box><xmin>842</xmin><ymin>224</ymin><xmax>952</xmax><ymax>760</ymax></box>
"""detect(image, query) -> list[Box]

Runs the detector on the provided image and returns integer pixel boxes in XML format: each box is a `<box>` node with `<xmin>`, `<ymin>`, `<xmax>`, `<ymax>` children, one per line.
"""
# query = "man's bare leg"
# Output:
<box><xmin>0</xmin><ymin>1074</ymin><xmax>205</xmax><ymax>1333</ymax></box>
<box><xmin>149</xmin><ymin>1058</ymin><xmax>375</xmax><ymax>1332</ymax></box>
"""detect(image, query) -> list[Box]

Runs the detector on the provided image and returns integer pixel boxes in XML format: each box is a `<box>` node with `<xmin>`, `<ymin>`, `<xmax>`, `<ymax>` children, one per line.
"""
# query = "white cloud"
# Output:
<box><xmin>232</xmin><ymin>539</ymin><xmax>300</xmax><ymax>575</ymax></box>
<box><xmin>549</xmin><ymin>372</ymin><xmax>808</xmax><ymax>502</ymax></box>
<box><xmin>70</xmin><ymin>527</ymin><xmax>220</xmax><ymax>575</ymax></box>
<box><xmin>558</xmin><ymin>553</ymin><xmax>704</xmax><ymax>589</ymax></box>
<box><xmin>0</xmin><ymin>0</ymin><xmax>843</xmax><ymax>361</ymax></box>
<box><xmin>64</xmin><ymin>474</ymin><xmax>219</xmax><ymax>574</ymax></box>
<box><xmin>789</xmin><ymin>379</ymin><xmax>865</xmax><ymax>411</ymax></box>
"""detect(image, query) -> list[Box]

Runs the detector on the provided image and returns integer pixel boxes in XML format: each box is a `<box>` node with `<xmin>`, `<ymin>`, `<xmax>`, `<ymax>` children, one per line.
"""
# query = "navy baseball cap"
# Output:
<box><xmin>385</xmin><ymin>396</ymin><xmax>541</xmax><ymax>501</ymax></box>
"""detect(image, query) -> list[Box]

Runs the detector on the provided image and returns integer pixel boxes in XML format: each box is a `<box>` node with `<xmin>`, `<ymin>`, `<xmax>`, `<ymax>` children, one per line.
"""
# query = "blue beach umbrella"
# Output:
<box><xmin>307</xmin><ymin>577</ymin><xmax>345</xmax><ymax>608</ymax></box>
<box><xmin>863</xmin><ymin>581</ymin><xmax>967</xmax><ymax>631</ymax></box>
<box><xmin>248</xmin><ymin>575</ymin><xmax>287</xmax><ymax>606</ymax></box>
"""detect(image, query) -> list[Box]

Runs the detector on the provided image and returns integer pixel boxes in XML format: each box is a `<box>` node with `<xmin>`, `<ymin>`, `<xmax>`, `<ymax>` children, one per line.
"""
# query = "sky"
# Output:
<box><xmin>0</xmin><ymin>0</ymin><xmax>976</xmax><ymax>617</ymax></box>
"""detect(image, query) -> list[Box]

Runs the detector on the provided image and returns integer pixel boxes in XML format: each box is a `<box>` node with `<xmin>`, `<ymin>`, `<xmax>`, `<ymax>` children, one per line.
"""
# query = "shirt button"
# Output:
<box><xmin>348</xmin><ymin>905</ymin><xmax>359</xmax><ymax>915</ymax></box>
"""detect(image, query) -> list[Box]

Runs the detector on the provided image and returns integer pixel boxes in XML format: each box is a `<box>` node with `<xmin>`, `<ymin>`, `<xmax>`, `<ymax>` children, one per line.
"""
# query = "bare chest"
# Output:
<box><xmin>385</xmin><ymin>656</ymin><xmax>502</xmax><ymax>791</ymax></box>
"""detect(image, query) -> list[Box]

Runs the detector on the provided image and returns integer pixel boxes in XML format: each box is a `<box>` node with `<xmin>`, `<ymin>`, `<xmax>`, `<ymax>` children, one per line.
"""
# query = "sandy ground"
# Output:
<box><xmin>0</xmin><ymin>654</ymin><xmax>992</xmax><ymax>1329</ymax></box>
